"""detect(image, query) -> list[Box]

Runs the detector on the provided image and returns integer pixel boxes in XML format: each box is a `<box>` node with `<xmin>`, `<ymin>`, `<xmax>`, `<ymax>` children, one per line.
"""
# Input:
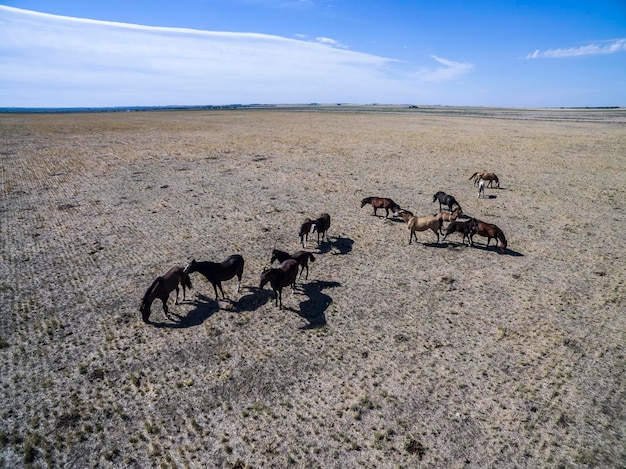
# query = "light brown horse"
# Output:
<box><xmin>259</xmin><ymin>259</ymin><xmax>299</xmax><ymax>309</ymax></box>
<box><xmin>140</xmin><ymin>266</ymin><xmax>192</xmax><ymax>323</ymax></box>
<box><xmin>433</xmin><ymin>207</ymin><xmax>464</xmax><ymax>234</ymax></box>
<box><xmin>470</xmin><ymin>220</ymin><xmax>507</xmax><ymax>253</ymax></box>
<box><xmin>395</xmin><ymin>209</ymin><xmax>442</xmax><ymax>244</ymax></box>
<box><xmin>469</xmin><ymin>171</ymin><xmax>500</xmax><ymax>188</ymax></box>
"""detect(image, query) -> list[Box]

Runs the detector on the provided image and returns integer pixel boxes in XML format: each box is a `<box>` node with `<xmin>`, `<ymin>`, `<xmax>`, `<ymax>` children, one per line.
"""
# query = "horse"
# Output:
<box><xmin>183</xmin><ymin>255</ymin><xmax>244</xmax><ymax>300</ymax></box>
<box><xmin>310</xmin><ymin>213</ymin><xmax>331</xmax><ymax>245</ymax></box>
<box><xmin>361</xmin><ymin>197</ymin><xmax>401</xmax><ymax>218</ymax></box>
<box><xmin>442</xmin><ymin>219</ymin><xmax>477</xmax><ymax>246</ymax></box>
<box><xmin>477</xmin><ymin>179</ymin><xmax>485</xmax><ymax>198</ymax></box>
<box><xmin>433</xmin><ymin>207</ymin><xmax>464</xmax><ymax>234</ymax></box>
<box><xmin>299</xmin><ymin>218</ymin><xmax>313</xmax><ymax>248</ymax></box>
<box><xmin>395</xmin><ymin>209</ymin><xmax>442</xmax><ymax>245</ymax></box>
<box><xmin>469</xmin><ymin>171</ymin><xmax>499</xmax><ymax>188</ymax></box>
<box><xmin>270</xmin><ymin>248</ymin><xmax>315</xmax><ymax>280</ymax></box>
<box><xmin>259</xmin><ymin>259</ymin><xmax>298</xmax><ymax>309</ymax></box>
<box><xmin>140</xmin><ymin>266</ymin><xmax>192</xmax><ymax>323</ymax></box>
<box><xmin>432</xmin><ymin>191</ymin><xmax>462</xmax><ymax>213</ymax></box>
<box><xmin>470</xmin><ymin>220</ymin><xmax>507</xmax><ymax>253</ymax></box>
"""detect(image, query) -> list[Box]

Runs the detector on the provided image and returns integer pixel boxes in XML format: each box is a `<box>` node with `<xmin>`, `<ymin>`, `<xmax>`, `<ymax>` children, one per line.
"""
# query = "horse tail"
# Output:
<box><xmin>469</xmin><ymin>172</ymin><xmax>478</xmax><ymax>180</ymax></box>
<box><xmin>308</xmin><ymin>253</ymin><xmax>316</xmax><ymax>262</ymax></box>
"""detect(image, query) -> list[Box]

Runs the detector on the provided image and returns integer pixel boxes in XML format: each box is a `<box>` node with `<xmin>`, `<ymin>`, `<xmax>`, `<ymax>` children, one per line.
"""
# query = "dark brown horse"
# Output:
<box><xmin>432</xmin><ymin>191</ymin><xmax>462</xmax><ymax>213</ymax></box>
<box><xmin>140</xmin><ymin>266</ymin><xmax>192</xmax><ymax>323</ymax></box>
<box><xmin>259</xmin><ymin>259</ymin><xmax>298</xmax><ymax>309</ymax></box>
<box><xmin>442</xmin><ymin>219</ymin><xmax>476</xmax><ymax>246</ymax></box>
<box><xmin>183</xmin><ymin>254</ymin><xmax>244</xmax><ymax>300</ymax></box>
<box><xmin>299</xmin><ymin>217</ymin><xmax>313</xmax><ymax>248</ymax></box>
<box><xmin>311</xmin><ymin>213</ymin><xmax>331</xmax><ymax>245</ymax></box>
<box><xmin>360</xmin><ymin>197</ymin><xmax>401</xmax><ymax>218</ymax></box>
<box><xmin>271</xmin><ymin>248</ymin><xmax>315</xmax><ymax>280</ymax></box>
<box><xmin>470</xmin><ymin>220</ymin><xmax>507</xmax><ymax>253</ymax></box>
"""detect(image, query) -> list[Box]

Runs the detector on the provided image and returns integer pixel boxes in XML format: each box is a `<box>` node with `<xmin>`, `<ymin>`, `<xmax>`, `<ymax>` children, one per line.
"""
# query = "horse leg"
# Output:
<box><xmin>174</xmin><ymin>285</ymin><xmax>180</xmax><ymax>305</ymax></box>
<box><xmin>161</xmin><ymin>297</ymin><xmax>170</xmax><ymax>319</ymax></box>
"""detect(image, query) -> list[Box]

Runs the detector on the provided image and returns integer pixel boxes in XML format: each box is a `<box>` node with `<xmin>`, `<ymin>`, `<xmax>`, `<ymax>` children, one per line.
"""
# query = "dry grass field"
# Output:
<box><xmin>1</xmin><ymin>107</ymin><xmax>625</xmax><ymax>468</ymax></box>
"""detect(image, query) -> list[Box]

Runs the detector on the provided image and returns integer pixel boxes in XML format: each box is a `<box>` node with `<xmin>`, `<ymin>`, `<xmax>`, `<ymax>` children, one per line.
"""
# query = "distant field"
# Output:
<box><xmin>1</xmin><ymin>108</ymin><xmax>625</xmax><ymax>468</ymax></box>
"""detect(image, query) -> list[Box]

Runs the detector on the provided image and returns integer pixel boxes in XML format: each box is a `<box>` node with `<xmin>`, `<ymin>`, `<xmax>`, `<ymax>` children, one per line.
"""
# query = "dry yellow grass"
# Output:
<box><xmin>1</xmin><ymin>107</ymin><xmax>625</xmax><ymax>468</ymax></box>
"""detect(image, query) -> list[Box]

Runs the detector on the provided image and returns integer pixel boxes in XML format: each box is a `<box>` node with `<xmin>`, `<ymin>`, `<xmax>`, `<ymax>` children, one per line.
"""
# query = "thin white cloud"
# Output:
<box><xmin>0</xmin><ymin>6</ymin><xmax>472</xmax><ymax>107</ymax></box>
<box><xmin>416</xmin><ymin>55</ymin><xmax>474</xmax><ymax>82</ymax></box>
<box><xmin>526</xmin><ymin>39</ymin><xmax>626</xmax><ymax>59</ymax></box>
<box><xmin>315</xmin><ymin>36</ymin><xmax>348</xmax><ymax>49</ymax></box>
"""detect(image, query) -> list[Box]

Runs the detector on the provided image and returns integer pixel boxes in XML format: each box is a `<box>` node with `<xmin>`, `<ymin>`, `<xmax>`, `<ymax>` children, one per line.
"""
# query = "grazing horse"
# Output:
<box><xmin>395</xmin><ymin>209</ymin><xmax>442</xmax><ymax>244</ymax></box>
<box><xmin>470</xmin><ymin>220</ymin><xmax>507</xmax><ymax>253</ymax></box>
<box><xmin>469</xmin><ymin>171</ymin><xmax>499</xmax><ymax>188</ymax></box>
<box><xmin>259</xmin><ymin>259</ymin><xmax>298</xmax><ymax>309</ymax></box>
<box><xmin>183</xmin><ymin>255</ymin><xmax>244</xmax><ymax>300</ymax></box>
<box><xmin>271</xmin><ymin>248</ymin><xmax>315</xmax><ymax>280</ymax></box>
<box><xmin>432</xmin><ymin>191</ymin><xmax>462</xmax><ymax>213</ymax></box>
<box><xmin>477</xmin><ymin>179</ymin><xmax>485</xmax><ymax>198</ymax></box>
<box><xmin>140</xmin><ymin>266</ymin><xmax>192</xmax><ymax>323</ymax></box>
<box><xmin>299</xmin><ymin>218</ymin><xmax>313</xmax><ymax>248</ymax></box>
<box><xmin>361</xmin><ymin>197</ymin><xmax>401</xmax><ymax>218</ymax></box>
<box><xmin>311</xmin><ymin>213</ymin><xmax>331</xmax><ymax>245</ymax></box>
<box><xmin>442</xmin><ymin>219</ymin><xmax>477</xmax><ymax>246</ymax></box>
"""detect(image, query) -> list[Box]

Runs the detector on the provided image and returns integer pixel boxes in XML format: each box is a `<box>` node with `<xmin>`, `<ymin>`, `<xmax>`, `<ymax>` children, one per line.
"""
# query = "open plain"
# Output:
<box><xmin>1</xmin><ymin>107</ymin><xmax>625</xmax><ymax>468</ymax></box>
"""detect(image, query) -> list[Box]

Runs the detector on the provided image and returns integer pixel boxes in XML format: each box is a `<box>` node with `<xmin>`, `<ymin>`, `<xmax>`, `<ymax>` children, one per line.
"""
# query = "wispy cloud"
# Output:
<box><xmin>526</xmin><ymin>39</ymin><xmax>626</xmax><ymax>59</ymax></box>
<box><xmin>416</xmin><ymin>55</ymin><xmax>474</xmax><ymax>82</ymax></box>
<box><xmin>0</xmin><ymin>6</ymin><xmax>473</xmax><ymax>107</ymax></box>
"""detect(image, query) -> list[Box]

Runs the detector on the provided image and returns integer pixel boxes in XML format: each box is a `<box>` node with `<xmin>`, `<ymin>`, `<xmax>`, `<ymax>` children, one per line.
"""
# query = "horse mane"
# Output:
<box><xmin>141</xmin><ymin>276</ymin><xmax>162</xmax><ymax>306</ymax></box>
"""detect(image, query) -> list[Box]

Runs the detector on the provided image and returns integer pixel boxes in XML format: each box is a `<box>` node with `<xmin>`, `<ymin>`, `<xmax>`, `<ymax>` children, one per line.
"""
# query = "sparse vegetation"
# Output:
<box><xmin>0</xmin><ymin>107</ymin><xmax>624</xmax><ymax>467</ymax></box>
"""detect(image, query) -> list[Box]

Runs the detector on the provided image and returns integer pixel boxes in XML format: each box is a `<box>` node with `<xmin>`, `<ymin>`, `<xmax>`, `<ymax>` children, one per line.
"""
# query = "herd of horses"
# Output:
<box><xmin>141</xmin><ymin>171</ymin><xmax>507</xmax><ymax>323</ymax></box>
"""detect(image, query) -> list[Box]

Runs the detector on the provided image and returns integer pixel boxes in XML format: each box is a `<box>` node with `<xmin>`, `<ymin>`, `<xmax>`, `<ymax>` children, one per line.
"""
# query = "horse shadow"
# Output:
<box><xmin>150</xmin><ymin>294</ymin><xmax>219</xmax><ymax>328</ymax></box>
<box><xmin>233</xmin><ymin>286</ymin><xmax>273</xmax><ymax>312</ymax></box>
<box><xmin>318</xmin><ymin>236</ymin><xmax>354</xmax><ymax>255</ymax></box>
<box><xmin>479</xmin><ymin>194</ymin><xmax>497</xmax><ymax>199</ymax></box>
<box><xmin>296</xmin><ymin>280</ymin><xmax>341</xmax><ymax>329</ymax></box>
<box><xmin>471</xmin><ymin>243</ymin><xmax>524</xmax><ymax>256</ymax></box>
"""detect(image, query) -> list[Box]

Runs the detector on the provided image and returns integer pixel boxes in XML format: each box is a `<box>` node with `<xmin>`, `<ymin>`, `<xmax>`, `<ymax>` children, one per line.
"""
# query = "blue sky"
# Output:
<box><xmin>1</xmin><ymin>1</ymin><xmax>625</xmax><ymax>107</ymax></box>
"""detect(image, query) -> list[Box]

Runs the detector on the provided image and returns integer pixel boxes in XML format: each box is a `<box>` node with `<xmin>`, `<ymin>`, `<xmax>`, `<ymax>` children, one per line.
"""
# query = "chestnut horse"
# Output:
<box><xmin>140</xmin><ymin>266</ymin><xmax>192</xmax><ymax>323</ymax></box>
<box><xmin>270</xmin><ymin>248</ymin><xmax>315</xmax><ymax>280</ymax></box>
<box><xmin>469</xmin><ymin>171</ymin><xmax>500</xmax><ymax>188</ymax></box>
<box><xmin>361</xmin><ymin>197</ymin><xmax>401</xmax><ymax>218</ymax></box>
<box><xmin>259</xmin><ymin>259</ymin><xmax>298</xmax><ymax>309</ymax></box>
<box><xmin>470</xmin><ymin>220</ymin><xmax>507</xmax><ymax>253</ymax></box>
<box><xmin>183</xmin><ymin>255</ymin><xmax>244</xmax><ymax>300</ymax></box>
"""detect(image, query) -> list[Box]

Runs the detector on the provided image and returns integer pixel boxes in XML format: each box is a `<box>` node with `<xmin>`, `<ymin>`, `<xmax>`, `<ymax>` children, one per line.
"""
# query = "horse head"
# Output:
<box><xmin>183</xmin><ymin>259</ymin><xmax>197</xmax><ymax>274</ymax></box>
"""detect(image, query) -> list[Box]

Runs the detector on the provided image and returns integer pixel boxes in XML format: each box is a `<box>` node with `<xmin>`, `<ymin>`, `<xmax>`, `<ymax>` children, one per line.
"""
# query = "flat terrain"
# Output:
<box><xmin>1</xmin><ymin>107</ymin><xmax>625</xmax><ymax>468</ymax></box>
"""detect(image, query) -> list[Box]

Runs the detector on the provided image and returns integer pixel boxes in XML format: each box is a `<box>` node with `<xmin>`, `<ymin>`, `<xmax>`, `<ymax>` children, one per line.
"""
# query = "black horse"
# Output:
<box><xmin>270</xmin><ymin>248</ymin><xmax>315</xmax><ymax>280</ymax></box>
<box><xmin>140</xmin><ymin>266</ymin><xmax>192</xmax><ymax>323</ymax></box>
<box><xmin>183</xmin><ymin>255</ymin><xmax>244</xmax><ymax>300</ymax></box>
<box><xmin>442</xmin><ymin>218</ymin><xmax>477</xmax><ymax>246</ymax></box>
<box><xmin>432</xmin><ymin>191</ymin><xmax>462</xmax><ymax>213</ymax></box>
<box><xmin>311</xmin><ymin>213</ymin><xmax>331</xmax><ymax>245</ymax></box>
<box><xmin>259</xmin><ymin>259</ymin><xmax>298</xmax><ymax>309</ymax></box>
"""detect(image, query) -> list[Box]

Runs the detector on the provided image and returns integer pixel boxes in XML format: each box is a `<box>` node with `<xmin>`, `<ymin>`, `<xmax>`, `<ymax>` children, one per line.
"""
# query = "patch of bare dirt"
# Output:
<box><xmin>1</xmin><ymin>108</ymin><xmax>625</xmax><ymax>468</ymax></box>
